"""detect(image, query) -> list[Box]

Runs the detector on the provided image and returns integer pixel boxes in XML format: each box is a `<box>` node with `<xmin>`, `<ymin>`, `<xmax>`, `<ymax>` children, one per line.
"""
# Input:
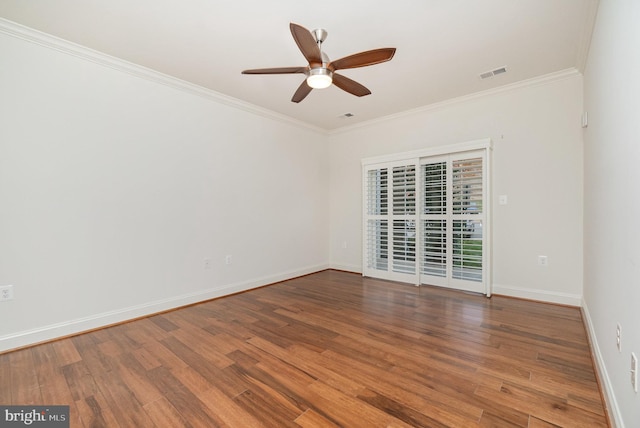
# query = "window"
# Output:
<box><xmin>363</xmin><ymin>140</ymin><xmax>491</xmax><ymax>295</ymax></box>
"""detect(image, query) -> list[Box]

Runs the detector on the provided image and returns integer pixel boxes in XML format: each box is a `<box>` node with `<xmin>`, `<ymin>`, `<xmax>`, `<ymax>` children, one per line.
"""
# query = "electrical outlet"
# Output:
<box><xmin>632</xmin><ymin>352</ymin><xmax>638</xmax><ymax>393</ymax></box>
<box><xmin>538</xmin><ymin>255</ymin><xmax>548</xmax><ymax>266</ymax></box>
<box><xmin>225</xmin><ymin>255</ymin><xmax>233</xmax><ymax>265</ymax></box>
<box><xmin>617</xmin><ymin>323</ymin><xmax>622</xmax><ymax>352</ymax></box>
<box><xmin>203</xmin><ymin>258</ymin><xmax>212</xmax><ymax>270</ymax></box>
<box><xmin>0</xmin><ymin>285</ymin><xmax>14</xmax><ymax>302</ymax></box>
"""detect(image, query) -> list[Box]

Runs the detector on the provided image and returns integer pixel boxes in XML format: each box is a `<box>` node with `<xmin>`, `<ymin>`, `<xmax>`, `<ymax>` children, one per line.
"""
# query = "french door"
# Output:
<box><xmin>363</xmin><ymin>147</ymin><xmax>489</xmax><ymax>294</ymax></box>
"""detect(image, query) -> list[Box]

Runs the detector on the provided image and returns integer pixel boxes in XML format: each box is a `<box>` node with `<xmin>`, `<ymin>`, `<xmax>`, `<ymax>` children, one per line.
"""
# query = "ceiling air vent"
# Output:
<box><xmin>480</xmin><ymin>66</ymin><xmax>507</xmax><ymax>80</ymax></box>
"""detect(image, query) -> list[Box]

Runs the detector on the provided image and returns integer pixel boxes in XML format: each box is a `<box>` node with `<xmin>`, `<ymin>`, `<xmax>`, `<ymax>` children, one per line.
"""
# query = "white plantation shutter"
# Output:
<box><xmin>365</xmin><ymin>169</ymin><xmax>388</xmax><ymax>271</ymax></box>
<box><xmin>452</xmin><ymin>220</ymin><xmax>482</xmax><ymax>282</ymax></box>
<box><xmin>452</xmin><ymin>157</ymin><xmax>483</xmax><ymax>215</ymax></box>
<box><xmin>366</xmin><ymin>168</ymin><xmax>388</xmax><ymax>216</ymax></box>
<box><xmin>391</xmin><ymin>165</ymin><xmax>417</xmax><ymax>275</ymax></box>
<box><xmin>392</xmin><ymin>219</ymin><xmax>416</xmax><ymax>274</ymax></box>
<box><xmin>423</xmin><ymin>162</ymin><xmax>447</xmax><ymax>215</ymax></box>
<box><xmin>363</xmin><ymin>140</ymin><xmax>490</xmax><ymax>295</ymax></box>
<box><xmin>363</xmin><ymin>161</ymin><xmax>419</xmax><ymax>283</ymax></box>
<box><xmin>451</xmin><ymin>157</ymin><xmax>484</xmax><ymax>284</ymax></box>
<box><xmin>366</xmin><ymin>219</ymin><xmax>388</xmax><ymax>271</ymax></box>
<box><xmin>421</xmin><ymin>161</ymin><xmax>448</xmax><ymax>286</ymax></box>
<box><xmin>392</xmin><ymin>165</ymin><xmax>416</xmax><ymax>216</ymax></box>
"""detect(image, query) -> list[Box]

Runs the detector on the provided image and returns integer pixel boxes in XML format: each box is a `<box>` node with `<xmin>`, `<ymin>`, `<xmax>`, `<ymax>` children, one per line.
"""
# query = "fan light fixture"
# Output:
<box><xmin>307</xmin><ymin>68</ymin><xmax>333</xmax><ymax>89</ymax></box>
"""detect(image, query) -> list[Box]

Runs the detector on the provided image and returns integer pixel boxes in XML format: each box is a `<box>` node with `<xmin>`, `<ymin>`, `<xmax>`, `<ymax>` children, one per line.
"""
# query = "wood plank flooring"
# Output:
<box><xmin>1</xmin><ymin>270</ymin><xmax>608</xmax><ymax>427</ymax></box>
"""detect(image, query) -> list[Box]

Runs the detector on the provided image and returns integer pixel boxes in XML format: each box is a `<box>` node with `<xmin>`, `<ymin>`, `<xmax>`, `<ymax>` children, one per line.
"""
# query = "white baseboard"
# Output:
<box><xmin>491</xmin><ymin>283</ymin><xmax>582</xmax><ymax>306</ymax></box>
<box><xmin>0</xmin><ymin>263</ymin><xmax>329</xmax><ymax>353</ymax></box>
<box><xmin>582</xmin><ymin>301</ymin><xmax>623</xmax><ymax>428</ymax></box>
<box><xmin>329</xmin><ymin>262</ymin><xmax>362</xmax><ymax>274</ymax></box>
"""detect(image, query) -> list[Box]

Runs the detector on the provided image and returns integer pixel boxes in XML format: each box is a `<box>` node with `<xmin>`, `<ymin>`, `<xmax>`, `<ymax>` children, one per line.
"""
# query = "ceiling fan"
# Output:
<box><xmin>242</xmin><ymin>23</ymin><xmax>396</xmax><ymax>103</ymax></box>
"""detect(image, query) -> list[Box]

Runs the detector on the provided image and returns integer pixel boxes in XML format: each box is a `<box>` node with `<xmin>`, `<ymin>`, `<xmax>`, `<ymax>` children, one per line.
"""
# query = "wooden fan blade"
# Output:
<box><xmin>242</xmin><ymin>67</ymin><xmax>307</xmax><ymax>74</ymax></box>
<box><xmin>328</xmin><ymin>48</ymin><xmax>396</xmax><ymax>71</ymax></box>
<box><xmin>290</xmin><ymin>23</ymin><xmax>322</xmax><ymax>67</ymax></box>
<box><xmin>332</xmin><ymin>73</ymin><xmax>371</xmax><ymax>97</ymax></box>
<box><xmin>291</xmin><ymin>80</ymin><xmax>313</xmax><ymax>103</ymax></box>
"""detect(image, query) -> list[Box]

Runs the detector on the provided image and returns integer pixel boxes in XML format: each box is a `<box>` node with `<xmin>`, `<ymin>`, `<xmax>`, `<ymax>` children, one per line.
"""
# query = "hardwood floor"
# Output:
<box><xmin>1</xmin><ymin>270</ymin><xmax>608</xmax><ymax>427</ymax></box>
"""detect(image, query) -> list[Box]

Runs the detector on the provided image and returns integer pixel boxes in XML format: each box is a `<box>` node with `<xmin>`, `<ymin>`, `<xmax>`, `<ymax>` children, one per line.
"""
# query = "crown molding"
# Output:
<box><xmin>329</xmin><ymin>68</ymin><xmax>582</xmax><ymax>135</ymax></box>
<box><xmin>0</xmin><ymin>18</ymin><xmax>327</xmax><ymax>135</ymax></box>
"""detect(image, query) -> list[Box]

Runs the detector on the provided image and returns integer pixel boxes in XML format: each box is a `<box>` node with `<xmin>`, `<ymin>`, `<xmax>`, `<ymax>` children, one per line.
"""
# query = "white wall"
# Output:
<box><xmin>0</xmin><ymin>29</ymin><xmax>329</xmax><ymax>351</ymax></box>
<box><xmin>329</xmin><ymin>73</ymin><xmax>584</xmax><ymax>305</ymax></box>
<box><xmin>583</xmin><ymin>1</ymin><xmax>640</xmax><ymax>426</ymax></box>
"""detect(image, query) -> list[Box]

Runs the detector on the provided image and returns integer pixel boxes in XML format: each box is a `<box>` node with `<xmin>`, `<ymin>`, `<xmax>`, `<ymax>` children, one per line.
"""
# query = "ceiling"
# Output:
<box><xmin>0</xmin><ymin>1</ymin><xmax>598</xmax><ymax>131</ymax></box>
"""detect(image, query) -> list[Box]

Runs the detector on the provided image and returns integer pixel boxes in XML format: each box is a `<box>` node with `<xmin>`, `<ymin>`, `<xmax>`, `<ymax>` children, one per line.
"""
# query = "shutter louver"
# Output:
<box><xmin>367</xmin><ymin>169</ymin><xmax>388</xmax><ymax>215</ymax></box>
<box><xmin>423</xmin><ymin>162</ymin><xmax>446</xmax><ymax>214</ymax></box>
<box><xmin>422</xmin><ymin>220</ymin><xmax>446</xmax><ymax>277</ymax></box>
<box><xmin>392</xmin><ymin>166</ymin><xmax>416</xmax><ymax>215</ymax></box>
<box><xmin>452</xmin><ymin>158</ymin><xmax>483</xmax><ymax>214</ymax></box>
<box><xmin>452</xmin><ymin>220</ymin><xmax>483</xmax><ymax>281</ymax></box>
<box><xmin>392</xmin><ymin>219</ymin><xmax>416</xmax><ymax>274</ymax></box>
<box><xmin>421</xmin><ymin>162</ymin><xmax>447</xmax><ymax>279</ymax></box>
<box><xmin>367</xmin><ymin>219</ymin><xmax>388</xmax><ymax>270</ymax></box>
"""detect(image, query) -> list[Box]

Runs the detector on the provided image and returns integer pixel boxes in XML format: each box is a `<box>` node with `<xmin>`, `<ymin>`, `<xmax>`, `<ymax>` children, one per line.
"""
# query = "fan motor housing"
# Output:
<box><xmin>312</xmin><ymin>28</ymin><xmax>327</xmax><ymax>43</ymax></box>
